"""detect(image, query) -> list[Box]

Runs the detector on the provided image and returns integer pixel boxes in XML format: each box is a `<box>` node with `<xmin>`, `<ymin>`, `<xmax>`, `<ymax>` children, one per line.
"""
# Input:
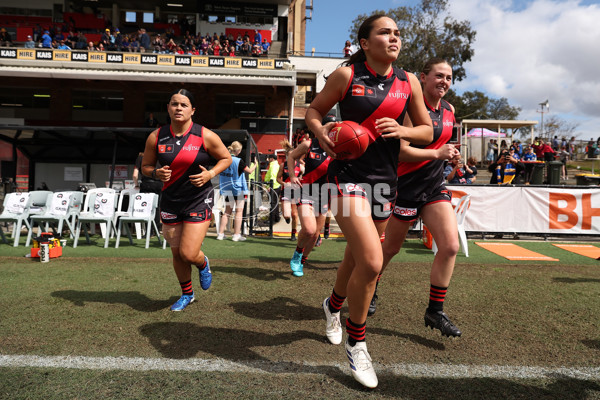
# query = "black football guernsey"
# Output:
<box><xmin>329</xmin><ymin>62</ymin><xmax>412</xmax><ymax>188</ymax></box>
<box><xmin>396</xmin><ymin>98</ymin><xmax>455</xmax><ymax>202</ymax></box>
<box><xmin>155</xmin><ymin>122</ymin><xmax>213</xmax><ymax>208</ymax></box>
<box><xmin>301</xmin><ymin>138</ymin><xmax>330</xmax><ymax>185</ymax></box>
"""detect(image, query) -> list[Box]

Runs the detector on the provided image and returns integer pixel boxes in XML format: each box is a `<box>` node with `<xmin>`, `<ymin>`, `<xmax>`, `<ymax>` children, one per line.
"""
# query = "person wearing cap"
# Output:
<box><xmin>57</xmin><ymin>39</ymin><xmax>71</xmax><ymax>50</ymax></box>
<box><xmin>24</xmin><ymin>35</ymin><xmax>35</xmax><ymax>48</ymax></box>
<box><xmin>41</xmin><ymin>30</ymin><xmax>52</xmax><ymax>48</ymax></box>
<box><xmin>113</xmin><ymin>28</ymin><xmax>123</xmax><ymax>50</ymax></box>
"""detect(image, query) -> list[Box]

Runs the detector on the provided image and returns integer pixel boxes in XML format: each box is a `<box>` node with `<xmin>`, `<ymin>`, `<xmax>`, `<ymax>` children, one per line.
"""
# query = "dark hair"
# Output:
<box><xmin>345</xmin><ymin>14</ymin><xmax>387</xmax><ymax>66</ymax></box>
<box><xmin>422</xmin><ymin>57</ymin><xmax>450</xmax><ymax>76</ymax></box>
<box><xmin>169</xmin><ymin>88</ymin><xmax>196</xmax><ymax>108</ymax></box>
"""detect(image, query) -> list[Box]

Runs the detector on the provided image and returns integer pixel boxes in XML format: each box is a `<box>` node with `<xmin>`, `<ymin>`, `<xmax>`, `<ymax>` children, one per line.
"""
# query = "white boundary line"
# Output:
<box><xmin>1</xmin><ymin>355</ymin><xmax>599</xmax><ymax>380</ymax></box>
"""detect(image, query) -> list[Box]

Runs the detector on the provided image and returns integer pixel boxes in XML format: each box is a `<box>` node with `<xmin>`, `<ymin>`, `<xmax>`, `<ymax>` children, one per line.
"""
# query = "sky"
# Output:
<box><xmin>305</xmin><ymin>0</ymin><xmax>600</xmax><ymax>141</ymax></box>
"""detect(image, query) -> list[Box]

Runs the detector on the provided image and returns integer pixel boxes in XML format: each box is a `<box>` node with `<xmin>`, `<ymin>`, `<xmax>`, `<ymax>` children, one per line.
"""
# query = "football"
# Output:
<box><xmin>327</xmin><ymin>121</ymin><xmax>370</xmax><ymax>160</ymax></box>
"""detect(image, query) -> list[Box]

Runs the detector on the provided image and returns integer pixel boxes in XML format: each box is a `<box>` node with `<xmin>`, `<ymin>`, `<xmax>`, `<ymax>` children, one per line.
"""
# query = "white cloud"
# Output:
<box><xmin>449</xmin><ymin>0</ymin><xmax>600</xmax><ymax>139</ymax></box>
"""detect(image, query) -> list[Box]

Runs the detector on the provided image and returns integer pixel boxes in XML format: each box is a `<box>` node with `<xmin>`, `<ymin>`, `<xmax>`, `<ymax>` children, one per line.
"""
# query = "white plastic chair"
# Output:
<box><xmin>25</xmin><ymin>191</ymin><xmax>84</xmax><ymax>246</ymax></box>
<box><xmin>115</xmin><ymin>193</ymin><xmax>163</xmax><ymax>249</ymax></box>
<box><xmin>73</xmin><ymin>188</ymin><xmax>117</xmax><ymax>248</ymax></box>
<box><xmin>114</xmin><ymin>188</ymin><xmax>140</xmax><ymax>239</ymax></box>
<box><xmin>432</xmin><ymin>194</ymin><xmax>471</xmax><ymax>257</ymax></box>
<box><xmin>0</xmin><ymin>190</ymin><xmax>51</xmax><ymax>247</ymax></box>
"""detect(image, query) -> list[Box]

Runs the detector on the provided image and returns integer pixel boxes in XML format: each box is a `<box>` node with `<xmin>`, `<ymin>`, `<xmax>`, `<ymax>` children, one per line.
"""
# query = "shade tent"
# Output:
<box><xmin>466</xmin><ymin>128</ymin><xmax>507</xmax><ymax>137</ymax></box>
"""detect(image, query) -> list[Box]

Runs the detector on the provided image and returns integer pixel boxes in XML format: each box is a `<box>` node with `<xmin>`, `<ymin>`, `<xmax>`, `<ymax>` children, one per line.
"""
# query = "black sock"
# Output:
<box><xmin>179</xmin><ymin>280</ymin><xmax>193</xmax><ymax>296</ymax></box>
<box><xmin>428</xmin><ymin>284</ymin><xmax>447</xmax><ymax>313</ymax></box>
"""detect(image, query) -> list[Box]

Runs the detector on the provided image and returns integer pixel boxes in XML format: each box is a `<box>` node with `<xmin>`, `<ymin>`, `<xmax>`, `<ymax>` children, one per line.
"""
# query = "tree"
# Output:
<box><xmin>444</xmin><ymin>89</ymin><xmax>521</xmax><ymax>122</ymax></box>
<box><xmin>350</xmin><ymin>0</ymin><xmax>476</xmax><ymax>82</ymax></box>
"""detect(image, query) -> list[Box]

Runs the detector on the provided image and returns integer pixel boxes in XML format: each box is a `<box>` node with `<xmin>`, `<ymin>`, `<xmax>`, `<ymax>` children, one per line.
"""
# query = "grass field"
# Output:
<box><xmin>1</xmin><ymin>236</ymin><xmax>599</xmax><ymax>399</ymax></box>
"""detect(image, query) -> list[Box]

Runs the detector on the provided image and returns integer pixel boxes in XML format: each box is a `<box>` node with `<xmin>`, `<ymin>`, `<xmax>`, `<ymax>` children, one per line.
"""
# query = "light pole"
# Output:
<box><xmin>538</xmin><ymin>100</ymin><xmax>550</xmax><ymax>143</ymax></box>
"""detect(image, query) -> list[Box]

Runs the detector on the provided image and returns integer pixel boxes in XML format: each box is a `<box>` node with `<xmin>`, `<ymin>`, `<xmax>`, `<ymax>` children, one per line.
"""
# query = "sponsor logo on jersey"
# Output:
<box><xmin>161</xmin><ymin>211</ymin><xmax>177</xmax><ymax>220</ymax></box>
<box><xmin>388</xmin><ymin>91</ymin><xmax>410</xmax><ymax>99</ymax></box>
<box><xmin>383</xmin><ymin>202</ymin><xmax>392</xmax><ymax>211</ymax></box>
<box><xmin>309</xmin><ymin>151</ymin><xmax>321</xmax><ymax>160</ymax></box>
<box><xmin>394</xmin><ymin>206</ymin><xmax>417</xmax><ymax>216</ymax></box>
<box><xmin>135</xmin><ymin>195</ymin><xmax>142</xmax><ymax>200</ymax></box>
<box><xmin>158</xmin><ymin>144</ymin><xmax>174</xmax><ymax>153</ymax></box>
<box><xmin>345</xmin><ymin>183</ymin><xmax>366</xmax><ymax>194</ymax></box>
<box><xmin>443</xmin><ymin>121</ymin><xmax>454</xmax><ymax>127</ymax></box>
<box><xmin>365</xmin><ymin>87</ymin><xmax>376</xmax><ymax>97</ymax></box>
<box><xmin>182</xmin><ymin>144</ymin><xmax>201</xmax><ymax>151</ymax></box>
<box><xmin>352</xmin><ymin>84</ymin><xmax>365</xmax><ymax>96</ymax></box>
<box><xmin>189</xmin><ymin>212</ymin><xmax>198</xmax><ymax>217</ymax></box>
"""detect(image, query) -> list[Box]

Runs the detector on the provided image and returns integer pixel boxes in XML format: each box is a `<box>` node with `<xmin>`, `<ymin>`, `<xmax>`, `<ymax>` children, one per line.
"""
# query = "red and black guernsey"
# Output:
<box><xmin>281</xmin><ymin>161</ymin><xmax>302</xmax><ymax>183</ymax></box>
<box><xmin>396</xmin><ymin>98</ymin><xmax>456</xmax><ymax>202</ymax></box>
<box><xmin>329</xmin><ymin>62</ymin><xmax>412</xmax><ymax>187</ymax></box>
<box><xmin>155</xmin><ymin>122</ymin><xmax>213</xmax><ymax>205</ymax></box>
<box><xmin>301</xmin><ymin>138</ymin><xmax>330</xmax><ymax>185</ymax></box>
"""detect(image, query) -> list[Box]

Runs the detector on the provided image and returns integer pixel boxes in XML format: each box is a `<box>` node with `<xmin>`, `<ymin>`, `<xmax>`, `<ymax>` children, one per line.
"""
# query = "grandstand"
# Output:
<box><xmin>0</xmin><ymin>0</ymin><xmax>344</xmax><ymax>191</ymax></box>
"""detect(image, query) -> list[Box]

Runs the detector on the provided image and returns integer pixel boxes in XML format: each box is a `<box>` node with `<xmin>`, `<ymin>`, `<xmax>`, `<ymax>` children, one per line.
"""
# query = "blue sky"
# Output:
<box><xmin>305</xmin><ymin>0</ymin><xmax>600</xmax><ymax>140</ymax></box>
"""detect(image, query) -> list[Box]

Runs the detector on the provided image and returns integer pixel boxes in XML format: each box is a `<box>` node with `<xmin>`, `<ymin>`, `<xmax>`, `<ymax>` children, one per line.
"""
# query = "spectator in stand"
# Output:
<box><xmin>86</xmin><ymin>41</ymin><xmax>97</xmax><ymax>51</ymax></box>
<box><xmin>508</xmin><ymin>147</ymin><xmax>520</xmax><ymax>161</ymax></box>
<box><xmin>41</xmin><ymin>31</ymin><xmax>53</xmax><ymax>48</ymax></box>
<box><xmin>153</xmin><ymin>34</ymin><xmax>165</xmax><ymax>53</ymax></box>
<box><xmin>97</xmin><ymin>42</ymin><xmax>105</xmax><ymax>52</ymax></box>
<box><xmin>165</xmin><ymin>38</ymin><xmax>176</xmax><ymax>53</ymax></box>
<box><xmin>252</xmin><ymin>40</ymin><xmax>262</xmax><ymax>57</ymax></box>
<box><xmin>130</xmin><ymin>35</ymin><xmax>140</xmax><ymax>52</ymax></box>
<box><xmin>219</xmin><ymin>32</ymin><xmax>227</xmax><ymax>44</ymax></box>
<box><xmin>100</xmin><ymin>28</ymin><xmax>112</xmax><ymax>49</ymax></box>
<box><xmin>54</xmin><ymin>29</ymin><xmax>65</xmax><ymax>43</ymax></box>
<box><xmin>175</xmin><ymin>45</ymin><xmax>184</xmax><ymax>55</ymax></box>
<box><xmin>66</xmin><ymin>30</ymin><xmax>77</xmax><ymax>48</ymax></box>
<box><xmin>228</xmin><ymin>45</ymin><xmax>235</xmax><ymax>56</ymax></box>
<box><xmin>465</xmin><ymin>157</ymin><xmax>478</xmax><ymax>183</ymax></box>
<box><xmin>241</xmin><ymin>38</ymin><xmax>251</xmax><ymax>56</ymax></box>
<box><xmin>199</xmin><ymin>37</ymin><xmax>208</xmax><ymax>55</ymax></box>
<box><xmin>24</xmin><ymin>35</ymin><xmax>35</xmax><ymax>49</ymax></box>
<box><xmin>261</xmin><ymin>38</ymin><xmax>270</xmax><ymax>55</ymax></box>
<box><xmin>212</xmin><ymin>32</ymin><xmax>218</xmax><ymax>43</ymax></box>
<box><xmin>189</xmin><ymin>45</ymin><xmax>199</xmax><ymax>55</ymax></box>
<box><xmin>75</xmin><ymin>32</ymin><xmax>87</xmax><ymax>49</ymax></box>
<box><xmin>444</xmin><ymin>155</ymin><xmax>469</xmax><ymax>184</ymax></box>
<box><xmin>212</xmin><ymin>40</ymin><xmax>221</xmax><ymax>56</ymax></box>
<box><xmin>489</xmin><ymin>149</ymin><xmax>524</xmax><ymax>185</ymax></box>
<box><xmin>57</xmin><ymin>40</ymin><xmax>71</xmax><ymax>50</ymax></box>
<box><xmin>113</xmin><ymin>28</ymin><xmax>123</xmax><ymax>50</ymax></box>
<box><xmin>343</xmin><ymin>40</ymin><xmax>352</xmax><ymax>57</ymax></box>
<box><xmin>254</xmin><ymin>29</ymin><xmax>262</xmax><ymax>45</ymax></box>
<box><xmin>235</xmin><ymin>34</ymin><xmax>243</xmax><ymax>52</ymax></box>
<box><xmin>121</xmin><ymin>35</ymin><xmax>131</xmax><ymax>51</ymax></box>
<box><xmin>139</xmin><ymin>28</ymin><xmax>150</xmax><ymax>52</ymax></box>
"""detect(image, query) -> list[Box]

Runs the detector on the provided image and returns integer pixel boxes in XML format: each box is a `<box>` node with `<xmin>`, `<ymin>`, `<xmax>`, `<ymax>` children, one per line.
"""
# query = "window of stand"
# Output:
<box><xmin>71</xmin><ymin>90</ymin><xmax>124</xmax><ymax>122</ymax></box>
<box><xmin>215</xmin><ymin>94</ymin><xmax>265</xmax><ymax>125</ymax></box>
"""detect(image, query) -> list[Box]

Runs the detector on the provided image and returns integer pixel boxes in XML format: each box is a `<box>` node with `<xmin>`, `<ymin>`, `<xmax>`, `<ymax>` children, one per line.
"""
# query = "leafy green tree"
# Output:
<box><xmin>443</xmin><ymin>90</ymin><xmax>521</xmax><ymax>122</ymax></box>
<box><xmin>350</xmin><ymin>0</ymin><xmax>476</xmax><ymax>82</ymax></box>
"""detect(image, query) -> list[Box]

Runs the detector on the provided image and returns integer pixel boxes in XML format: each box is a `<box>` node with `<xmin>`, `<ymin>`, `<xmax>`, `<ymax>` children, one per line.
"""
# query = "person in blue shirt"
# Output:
<box><xmin>217</xmin><ymin>141</ymin><xmax>258</xmax><ymax>241</ymax></box>
<box><xmin>261</xmin><ymin>39</ymin><xmax>270</xmax><ymax>55</ymax></box>
<box><xmin>254</xmin><ymin>29</ymin><xmax>262</xmax><ymax>45</ymax></box>
<box><xmin>57</xmin><ymin>40</ymin><xmax>71</xmax><ymax>50</ymax></box>
<box><xmin>41</xmin><ymin>31</ymin><xmax>52</xmax><ymax>48</ymax></box>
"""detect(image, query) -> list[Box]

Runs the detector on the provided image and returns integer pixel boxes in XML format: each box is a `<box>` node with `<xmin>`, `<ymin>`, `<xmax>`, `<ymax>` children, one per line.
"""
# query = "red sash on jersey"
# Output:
<box><xmin>162</xmin><ymin>127</ymin><xmax>205</xmax><ymax>190</ymax></box>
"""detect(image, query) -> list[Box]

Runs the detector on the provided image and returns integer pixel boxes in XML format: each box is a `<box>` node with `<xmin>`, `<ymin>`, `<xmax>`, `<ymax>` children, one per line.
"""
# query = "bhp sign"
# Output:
<box><xmin>549</xmin><ymin>192</ymin><xmax>600</xmax><ymax>230</ymax></box>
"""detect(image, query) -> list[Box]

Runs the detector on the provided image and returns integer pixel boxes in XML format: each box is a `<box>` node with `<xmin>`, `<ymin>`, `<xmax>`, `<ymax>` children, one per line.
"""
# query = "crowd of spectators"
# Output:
<box><xmin>2</xmin><ymin>24</ymin><xmax>272</xmax><ymax>57</ymax></box>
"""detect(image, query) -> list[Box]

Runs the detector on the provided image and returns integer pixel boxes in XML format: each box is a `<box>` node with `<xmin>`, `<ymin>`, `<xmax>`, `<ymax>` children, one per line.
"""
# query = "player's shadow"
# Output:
<box><xmin>582</xmin><ymin>339</ymin><xmax>600</xmax><ymax>350</ymax></box>
<box><xmin>370</xmin><ymin>327</ymin><xmax>446</xmax><ymax>351</ymax></box>
<box><xmin>230</xmin><ymin>296</ymin><xmax>323</xmax><ymax>321</ymax></box>
<box><xmin>217</xmin><ymin>265</ymin><xmax>292</xmax><ymax>281</ymax></box>
<box><xmin>51</xmin><ymin>290</ymin><xmax>175</xmax><ymax>312</ymax></box>
<box><xmin>552</xmin><ymin>277</ymin><xmax>600</xmax><ymax>284</ymax></box>
<box><xmin>138</xmin><ymin>321</ymin><xmax>347</xmax><ymax>383</ymax></box>
<box><xmin>400</xmin><ymin>241</ymin><xmax>436</xmax><ymax>256</ymax></box>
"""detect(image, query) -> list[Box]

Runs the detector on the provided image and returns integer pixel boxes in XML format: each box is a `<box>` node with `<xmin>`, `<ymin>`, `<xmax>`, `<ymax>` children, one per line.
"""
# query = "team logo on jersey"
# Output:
<box><xmin>158</xmin><ymin>144</ymin><xmax>174</xmax><ymax>153</ymax></box>
<box><xmin>378</xmin><ymin>83</ymin><xmax>384</xmax><ymax>90</ymax></box>
<box><xmin>309</xmin><ymin>151</ymin><xmax>321</xmax><ymax>160</ymax></box>
<box><xmin>352</xmin><ymin>84</ymin><xmax>365</xmax><ymax>96</ymax></box>
<box><xmin>394</xmin><ymin>206</ymin><xmax>417</xmax><ymax>216</ymax></box>
<box><xmin>345</xmin><ymin>183</ymin><xmax>366</xmax><ymax>194</ymax></box>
